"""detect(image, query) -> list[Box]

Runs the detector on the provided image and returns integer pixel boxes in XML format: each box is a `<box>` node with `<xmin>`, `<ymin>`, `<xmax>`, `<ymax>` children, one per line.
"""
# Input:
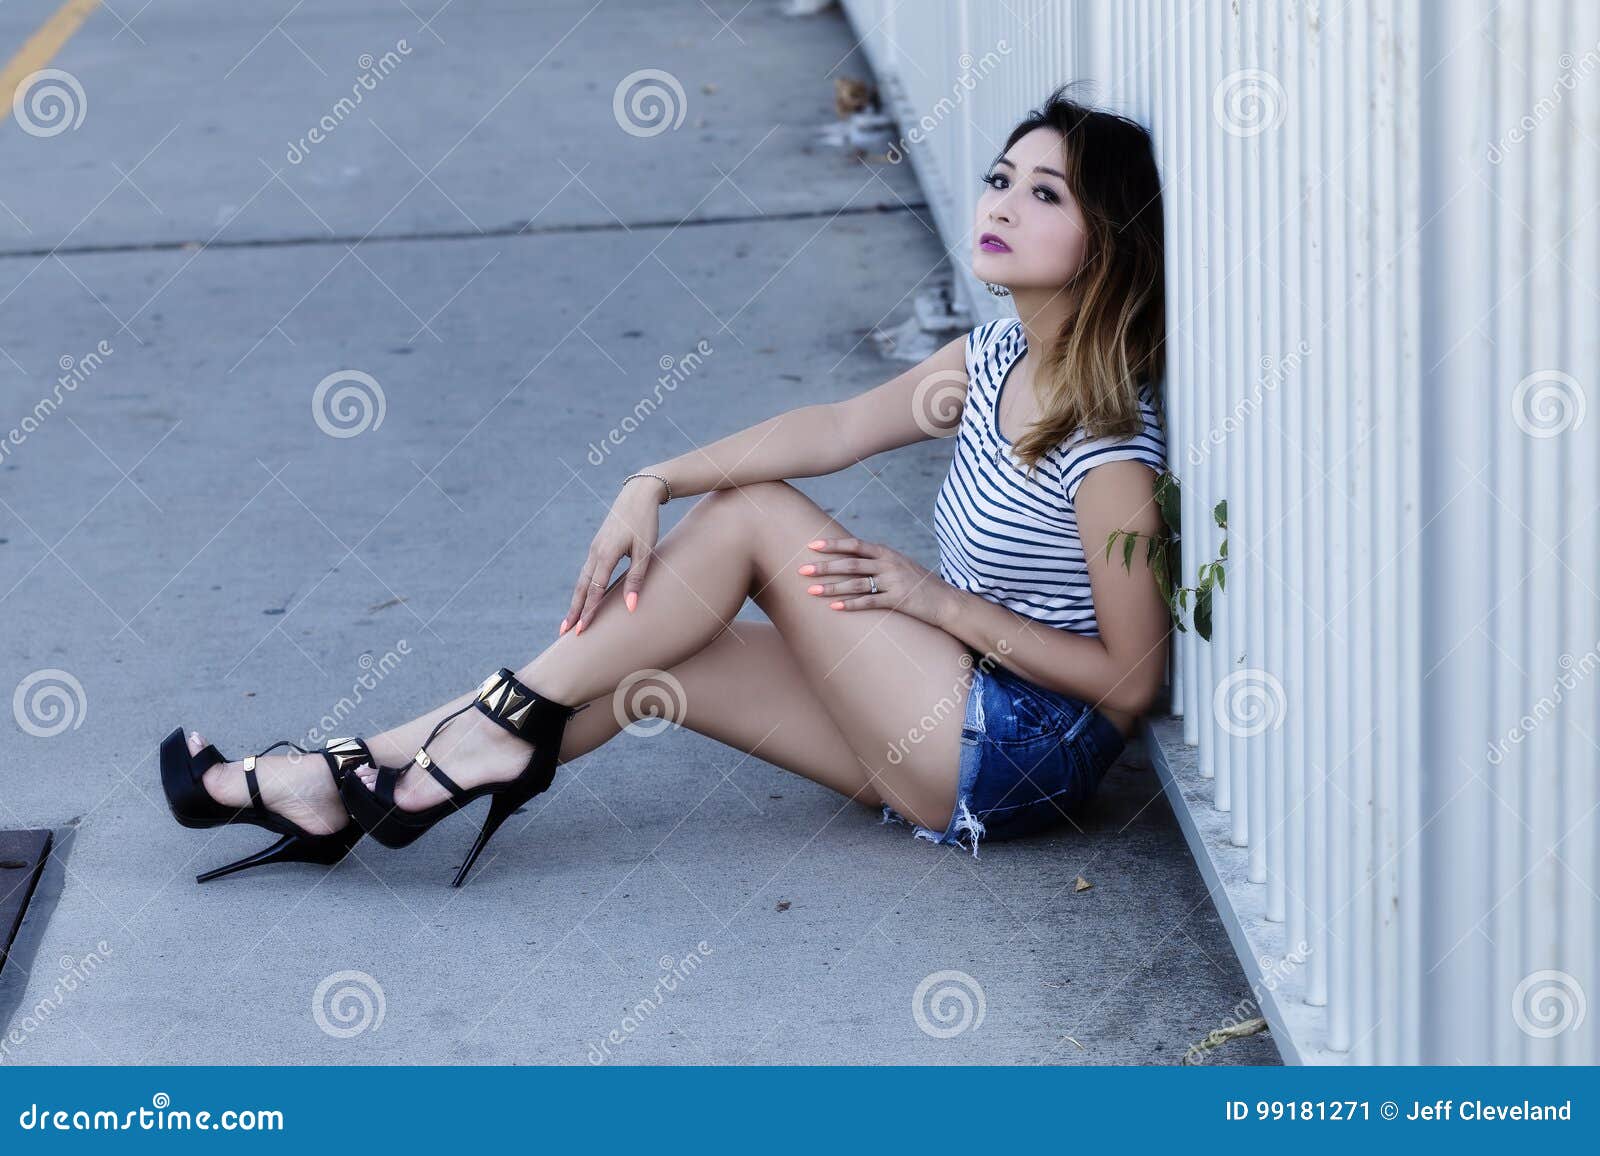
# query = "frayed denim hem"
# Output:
<box><xmin>880</xmin><ymin>797</ymin><xmax>987</xmax><ymax>858</ymax></box>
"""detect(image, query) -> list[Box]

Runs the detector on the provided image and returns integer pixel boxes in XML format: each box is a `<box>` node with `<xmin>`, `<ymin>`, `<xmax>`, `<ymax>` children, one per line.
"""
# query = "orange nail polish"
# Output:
<box><xmin>626</xmin><ymin>591</ymin><xmax>638</xmax><ymax>612</ymax></box>
<box><xmin>799</xmin><ymin>564</ymin><xmax>815</xmax><ymax>574</ymax></box>
<box><xmin>559</xmin><ymin>618</ymin><xmax>568</xmax><ymax>634</ymax></box>
<box><xmin>830</xmin><ymin>601</ymin><xmax>844</xmax><ymax>609</ymax></box>
<box><xmin>807</xmin><ymin>584</ymin><xmax>823</xmax><ymax>594</ymax></box>
<box><xmin>574</xmin><ymin>620</ymin><xmax>584</xmax><ymax>635</ymax></box>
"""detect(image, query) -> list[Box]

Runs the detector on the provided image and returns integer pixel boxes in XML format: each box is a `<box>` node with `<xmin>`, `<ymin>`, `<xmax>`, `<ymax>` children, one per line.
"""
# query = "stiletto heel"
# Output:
<box><xmin>336</xmin><ymin>667</ymin><xmax>589</xmax><ymax>887</ymax></box>
<box><xmin>159</xmin><ymin>727</ymin><xmax>381</xmax><ymax>883</ymax></box>
<box><xmin>195</xmin><ymin>827</ymin><xmax>364</xmax><ymax>884</ymax></box>
<box><xmin>453</xmin><ymin>788</ymin><xmax>526</xmax><ymax>889</ymax></box>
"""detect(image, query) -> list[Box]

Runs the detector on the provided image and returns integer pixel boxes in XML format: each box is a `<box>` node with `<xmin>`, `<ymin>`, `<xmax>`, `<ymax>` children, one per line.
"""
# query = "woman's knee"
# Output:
<box><xmin>695</xmin><ymin>480</ymin><xmax>801</xmax><ymax>518</ymax></box>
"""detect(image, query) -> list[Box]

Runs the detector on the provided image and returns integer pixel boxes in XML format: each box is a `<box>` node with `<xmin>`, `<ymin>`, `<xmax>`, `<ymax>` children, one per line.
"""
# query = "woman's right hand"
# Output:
<box><xmin>560</xmin><ymin>476</ymin><xmax>666</xmax><ymax>635</ymax></box>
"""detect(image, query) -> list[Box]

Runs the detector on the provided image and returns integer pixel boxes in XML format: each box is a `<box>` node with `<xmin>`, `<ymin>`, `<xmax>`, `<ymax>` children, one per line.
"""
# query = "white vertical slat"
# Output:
<box><xmin>1222</xmin><ymin>0</ymin><xmax>1248</xmax><ymax>843</ymax></box>
<box><xmin>1418</xmin><ymin>0</ymin><xmax>1495</xmax><ymax>1064</ymax></box>
<box><xmin>1525</xmin><ymin>0</ymin><xmax>1568</xmax><ymax>1067</ymax></box>
<box><xmin>1259</xmin><ymin>0</ymin><xmax>1287</xmax><ymax>926</ymax></box>
<box><xmin>1239</xmin><ymin>0</ymin><xmax>1269</xmax><ymax>890</ymax></box>
<box><xmin>1204</xmin><ymin>0</ymin><xmax>1230</xmax><ymax>814</ymax></box>
<box><xmin>1563</xmin><ymin>0</ymin><xmax>1600</xmax><ymax>1072</ymax></box>
<box><xmin>1280</xmin><ymin>0</ymin><xmax>1309</xmax><ymax>984</ymax></box>
<box><xmin>1299</xmin><ymin>0</ymin><xmax>1331</xmax><ymax>1015</ymax></box>
<box><xmin>1395</xmin><ymin>0</ymin><xmax>1424</xmax><ymax>1067</ymax></box>
<box><xmin>1323</xmin><ymin>0</ymin><xmax>1355</xmax><ymax>1056</ymax></box>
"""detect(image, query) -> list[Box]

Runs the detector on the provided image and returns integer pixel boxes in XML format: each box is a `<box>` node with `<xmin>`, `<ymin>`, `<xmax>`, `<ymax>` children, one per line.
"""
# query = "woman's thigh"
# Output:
<box><xmin>697</xmin><ymin>481</ymin><xmax>973</xmax><ymax>831</ymax></box>
<box><xmin>585</xmin><ymin>618</ymin><xmax>887</xmax><ymax>809</ymax></box>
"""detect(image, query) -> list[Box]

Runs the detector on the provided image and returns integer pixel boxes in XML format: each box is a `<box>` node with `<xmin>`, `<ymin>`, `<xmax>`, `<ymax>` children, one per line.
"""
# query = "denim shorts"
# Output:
<box><xmin>880</xmin><ymin>651</ymin><xmax>1128</xmax><ymax>856</ymax></box>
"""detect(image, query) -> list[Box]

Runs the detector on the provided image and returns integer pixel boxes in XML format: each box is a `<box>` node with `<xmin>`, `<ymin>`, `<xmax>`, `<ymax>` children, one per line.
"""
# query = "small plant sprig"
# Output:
<box><xmin>1103</xmin><ymin>470</ymin><xmax>1227</xmax><ymax>642</ymax></box>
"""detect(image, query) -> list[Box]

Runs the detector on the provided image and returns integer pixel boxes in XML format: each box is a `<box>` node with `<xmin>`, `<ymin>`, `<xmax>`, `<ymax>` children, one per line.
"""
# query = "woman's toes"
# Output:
<box><xmin>187</xmin><ymin>730</ymin><xmax>208</xmax><ymax>757</ymax></box>
<box><xmin>355</xmin><ymin>765</ymin><xmax>379</xmax><ymax>789</ymax></box>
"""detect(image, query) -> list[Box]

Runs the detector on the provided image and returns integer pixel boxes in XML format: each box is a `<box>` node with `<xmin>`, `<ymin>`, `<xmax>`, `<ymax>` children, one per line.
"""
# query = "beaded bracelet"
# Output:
<box><xmin>623</xmin><ymin>470</ymin><xmax>672</xmax><ymax>504</ymax></box>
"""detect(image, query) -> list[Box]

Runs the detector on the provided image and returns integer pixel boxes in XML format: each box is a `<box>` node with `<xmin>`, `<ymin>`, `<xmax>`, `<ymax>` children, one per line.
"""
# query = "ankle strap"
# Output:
<box><xmin>474</xmin><ymin>668</ymin><xmax>589</xmax><ymax>742</ymax></box>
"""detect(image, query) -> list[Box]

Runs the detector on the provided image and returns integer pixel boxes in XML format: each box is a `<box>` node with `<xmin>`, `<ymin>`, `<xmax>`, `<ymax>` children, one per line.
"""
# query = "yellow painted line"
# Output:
<box><xmin>2</xmin><ymin>0</ymin><xmax>100</xmax><ymax>126</ymax></box>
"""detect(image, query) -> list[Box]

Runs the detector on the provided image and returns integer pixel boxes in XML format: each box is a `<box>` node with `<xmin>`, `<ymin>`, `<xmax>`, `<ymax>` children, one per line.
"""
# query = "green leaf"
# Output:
<box><xmin>1156</xmin><ymin>473</ymin><xmax>1182</xmax><ymax>532</ymax></box>
<box><xmin>1213</xmin><ymin>499</ymin><xmax>1228</xmax><ymax>528</ymax></box>
<box><xmin>1195</xmin><ymin>585</ymin><xmax>1213</xmax><ymax>641</ymax></box>
<box><xmin>1122</xmin><ymin>532</ymin><xmax>1137</xmax><ymax>570</ymax></box>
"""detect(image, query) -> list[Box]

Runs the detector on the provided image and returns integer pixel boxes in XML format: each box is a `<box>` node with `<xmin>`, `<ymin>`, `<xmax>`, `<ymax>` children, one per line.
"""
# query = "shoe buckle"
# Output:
<box><xmin>414</xmin><ymin>747</ymin><xmax>433</xmax><ymax>770</ymax></box>
<box><xmin>242</xmin><ymin>755</ymin><xmax>256</xmax><ymax>773</ymax></box>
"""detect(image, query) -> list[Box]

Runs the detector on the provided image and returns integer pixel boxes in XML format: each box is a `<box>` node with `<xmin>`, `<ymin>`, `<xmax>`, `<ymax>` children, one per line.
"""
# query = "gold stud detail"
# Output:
<box><xmin>324</xmin><ymin>737</ymin><xmax>369</xmax><ymax>775</ymax></box>
<box><xmin>414</xmin><ymin>748</ymin><xmax>432</xmax><ymax>769</ymax></box>
<box><xmin>242</xmin><ymin>755</ymin><xmax>256</xmax><ymax>773</ymax></box>
<box><xmin>476</xmin><ymin>670</ymin><xmax>505</xmax><ymax>702</ymax></box>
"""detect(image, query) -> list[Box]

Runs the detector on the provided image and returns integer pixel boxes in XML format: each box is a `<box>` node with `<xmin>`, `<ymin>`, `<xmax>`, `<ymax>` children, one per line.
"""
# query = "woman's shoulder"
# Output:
<box><xmin>964</xmin><ymin>316</ymin><xmax>1022</xmax><ymax>365</ymax></box>
<box><xmin>1055</xmin><ymin>381</ymin><xmax>1168</xmax><ymax>506</ymax></box>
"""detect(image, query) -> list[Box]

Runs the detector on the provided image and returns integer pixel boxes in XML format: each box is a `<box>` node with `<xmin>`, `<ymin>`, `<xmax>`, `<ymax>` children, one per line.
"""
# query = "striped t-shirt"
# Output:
<box><xmin>932</xmin><ymin>318</ymin><xmax>1167</xmax><ymax>638</ymax></box>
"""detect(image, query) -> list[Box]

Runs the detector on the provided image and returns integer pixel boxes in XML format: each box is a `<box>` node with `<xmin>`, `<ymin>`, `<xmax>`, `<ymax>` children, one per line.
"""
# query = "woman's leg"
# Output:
<box><xmin>544</xmin><ymin>619</ymin><xmax>886</xmax><ymax>806</ymax></box>
<box><xmin>366</xmin><ymin>480</ymin><xmax>974</xmax><ymax>826</ymax></box>
<box><xmin>194</xmin><ymin>481</ymin><xmax>974</xmax><ymax>832</ymax></box>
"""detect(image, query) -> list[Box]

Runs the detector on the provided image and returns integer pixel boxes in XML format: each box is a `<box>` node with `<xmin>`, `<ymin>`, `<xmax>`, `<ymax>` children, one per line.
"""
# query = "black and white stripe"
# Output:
<box><xmin>933</xmin><ymin>318</ymin><xmax>1167</xmax><ymax>638</ymax></box>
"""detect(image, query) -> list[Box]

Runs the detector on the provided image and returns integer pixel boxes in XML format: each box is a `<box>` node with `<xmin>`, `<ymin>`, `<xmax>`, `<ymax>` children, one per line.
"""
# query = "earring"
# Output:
<box><xmin>984</xmin><ymin>281</ymin><xmax>1011</xmax><ymax>297</ymax></box>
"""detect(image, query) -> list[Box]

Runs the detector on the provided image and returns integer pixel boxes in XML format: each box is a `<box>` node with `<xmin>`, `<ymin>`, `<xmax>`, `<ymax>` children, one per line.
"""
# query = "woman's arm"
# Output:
<box><xmin>933</xmin><ymin>458</ymin><xmax>1171</xmax><ymax>715</ymax></box>
<box><xmin>632</xmin><ymin>332</ymin><xmax>970</xmax><ymax>502</ymax></box>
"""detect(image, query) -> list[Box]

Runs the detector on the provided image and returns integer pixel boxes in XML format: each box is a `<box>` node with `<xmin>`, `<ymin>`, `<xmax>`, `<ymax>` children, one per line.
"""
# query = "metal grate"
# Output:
<box><xmin>0</xmin><ymin>830</ymin><xmax>52</xmax><ymax>976</ymax></box>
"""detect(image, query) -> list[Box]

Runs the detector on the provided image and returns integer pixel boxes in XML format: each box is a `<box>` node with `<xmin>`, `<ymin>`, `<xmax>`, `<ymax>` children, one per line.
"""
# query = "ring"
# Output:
<box><xmin>590</xmin><ymin>579</ymin><xmax>606</xmax><ymax>587</ymax></box>
<box><xmin>869</xmin><ymin>575</ymin><xmax>878</xmax><ymax>594</ymax></box>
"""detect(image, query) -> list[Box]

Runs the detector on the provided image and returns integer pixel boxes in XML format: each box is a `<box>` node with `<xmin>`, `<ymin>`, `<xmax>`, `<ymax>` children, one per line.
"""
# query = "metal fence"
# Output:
<box><xmin>840</xmin><ymin>0</ymin><xmax>1599</xmax><ymax>1064</ymax></box>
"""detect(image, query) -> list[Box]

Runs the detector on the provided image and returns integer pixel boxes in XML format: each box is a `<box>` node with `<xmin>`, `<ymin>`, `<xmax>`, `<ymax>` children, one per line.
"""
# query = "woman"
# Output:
<box><xmin>160</xmin><ymin>84</ymin><xmax>1171</xmax><ymax>886</ymax></box>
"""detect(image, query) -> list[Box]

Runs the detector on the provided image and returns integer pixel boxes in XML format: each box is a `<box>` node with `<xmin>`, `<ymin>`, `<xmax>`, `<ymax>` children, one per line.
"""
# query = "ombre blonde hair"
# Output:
<box><xmin>1000</xmin><ymin>83</ymin><xmax>1167</xmax><ymax>482</ymax></box>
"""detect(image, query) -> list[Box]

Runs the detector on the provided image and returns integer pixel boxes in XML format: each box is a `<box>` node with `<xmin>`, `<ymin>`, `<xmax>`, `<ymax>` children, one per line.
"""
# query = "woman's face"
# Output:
<box><xmin>972</xmin><ymin>127</ymin><xmax>1089</xmax><ymax>295</ymax></box>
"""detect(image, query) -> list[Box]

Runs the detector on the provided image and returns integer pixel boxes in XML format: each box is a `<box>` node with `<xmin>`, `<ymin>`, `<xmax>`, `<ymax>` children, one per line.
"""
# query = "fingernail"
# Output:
<box><xmin>807</xmin><ymin>585</ymin><xmax>823</xmax><ymax>595</ymax></box>
<box><xmin>799</xmin><ymin>564</ymin><xmax>815</xmax><ymax>574</ymax></box>
<box><xmin>808</xmin><ymin>540</ymin><xmax>825</xmax><ymax>548</ymax></box>
<box><xmin>626</xmin><ymin>591</ymin><xmax>638</xmax><ymax>612</ymax></box>
<box><xmin>830</xmin><ymin>601</ymin><xmax>844</xmax><ymax>609</ymax></box>
<box><xmin>559</xmin><ymin>618</ymin><xmax>568</xmax><ymax>634</ymax></box>
<box><xmin>574</xmin><ymin>620</ymin><xmax>584</xmax><ymax>635</ymax></box>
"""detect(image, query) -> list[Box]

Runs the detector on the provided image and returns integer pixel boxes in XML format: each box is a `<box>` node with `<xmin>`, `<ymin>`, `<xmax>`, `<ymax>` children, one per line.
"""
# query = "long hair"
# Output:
<box><xmin>999</xmin><ymin>83</ymin><xmax>1167</xmax><ymax>480</ymax></box>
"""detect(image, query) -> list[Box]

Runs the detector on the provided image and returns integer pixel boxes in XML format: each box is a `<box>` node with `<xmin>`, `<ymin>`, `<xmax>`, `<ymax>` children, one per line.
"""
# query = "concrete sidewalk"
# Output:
<box><xmin>0</xmin><ymin>0</ymin><xmax>1278</xmax><ymax>1064</ymax></box>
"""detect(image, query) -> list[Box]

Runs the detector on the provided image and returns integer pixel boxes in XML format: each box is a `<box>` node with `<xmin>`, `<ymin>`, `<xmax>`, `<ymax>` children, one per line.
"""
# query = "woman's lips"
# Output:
<box><xmin>979</xmin><ymin>233</ymin><xmax>1011</xmax><ymax>253</ymax></box>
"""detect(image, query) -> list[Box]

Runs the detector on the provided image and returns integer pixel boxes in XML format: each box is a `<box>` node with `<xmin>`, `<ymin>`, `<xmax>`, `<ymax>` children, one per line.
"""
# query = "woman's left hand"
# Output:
<box><xmin>797</xmin><ymin>536</ymin><xmax>954</xmax><ymax>627</ymax></box>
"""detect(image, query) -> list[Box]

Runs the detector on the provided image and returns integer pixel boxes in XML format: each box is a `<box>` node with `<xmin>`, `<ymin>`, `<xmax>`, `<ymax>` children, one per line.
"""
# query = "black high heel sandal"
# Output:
<box><xmin>335</xmin><ymin>667</ymin><xmax>590</xmax><ymax>888</ymax></box>
<box><xmin>160</xmin><ymin>728</ymin><xmax>379</xmax><ymax>884</ymax></box>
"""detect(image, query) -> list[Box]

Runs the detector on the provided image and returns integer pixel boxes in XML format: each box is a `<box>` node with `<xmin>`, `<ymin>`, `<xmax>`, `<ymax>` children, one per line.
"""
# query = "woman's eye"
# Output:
<box><xmin>981</xmin><ymin>172</ymin><xmax>1006</xmax><ymax>189</ymax></box>
<box><xmin>1034</xmin><ymin>186</ymin><xmax>1059</xmax><ymax>204</ymax></box>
